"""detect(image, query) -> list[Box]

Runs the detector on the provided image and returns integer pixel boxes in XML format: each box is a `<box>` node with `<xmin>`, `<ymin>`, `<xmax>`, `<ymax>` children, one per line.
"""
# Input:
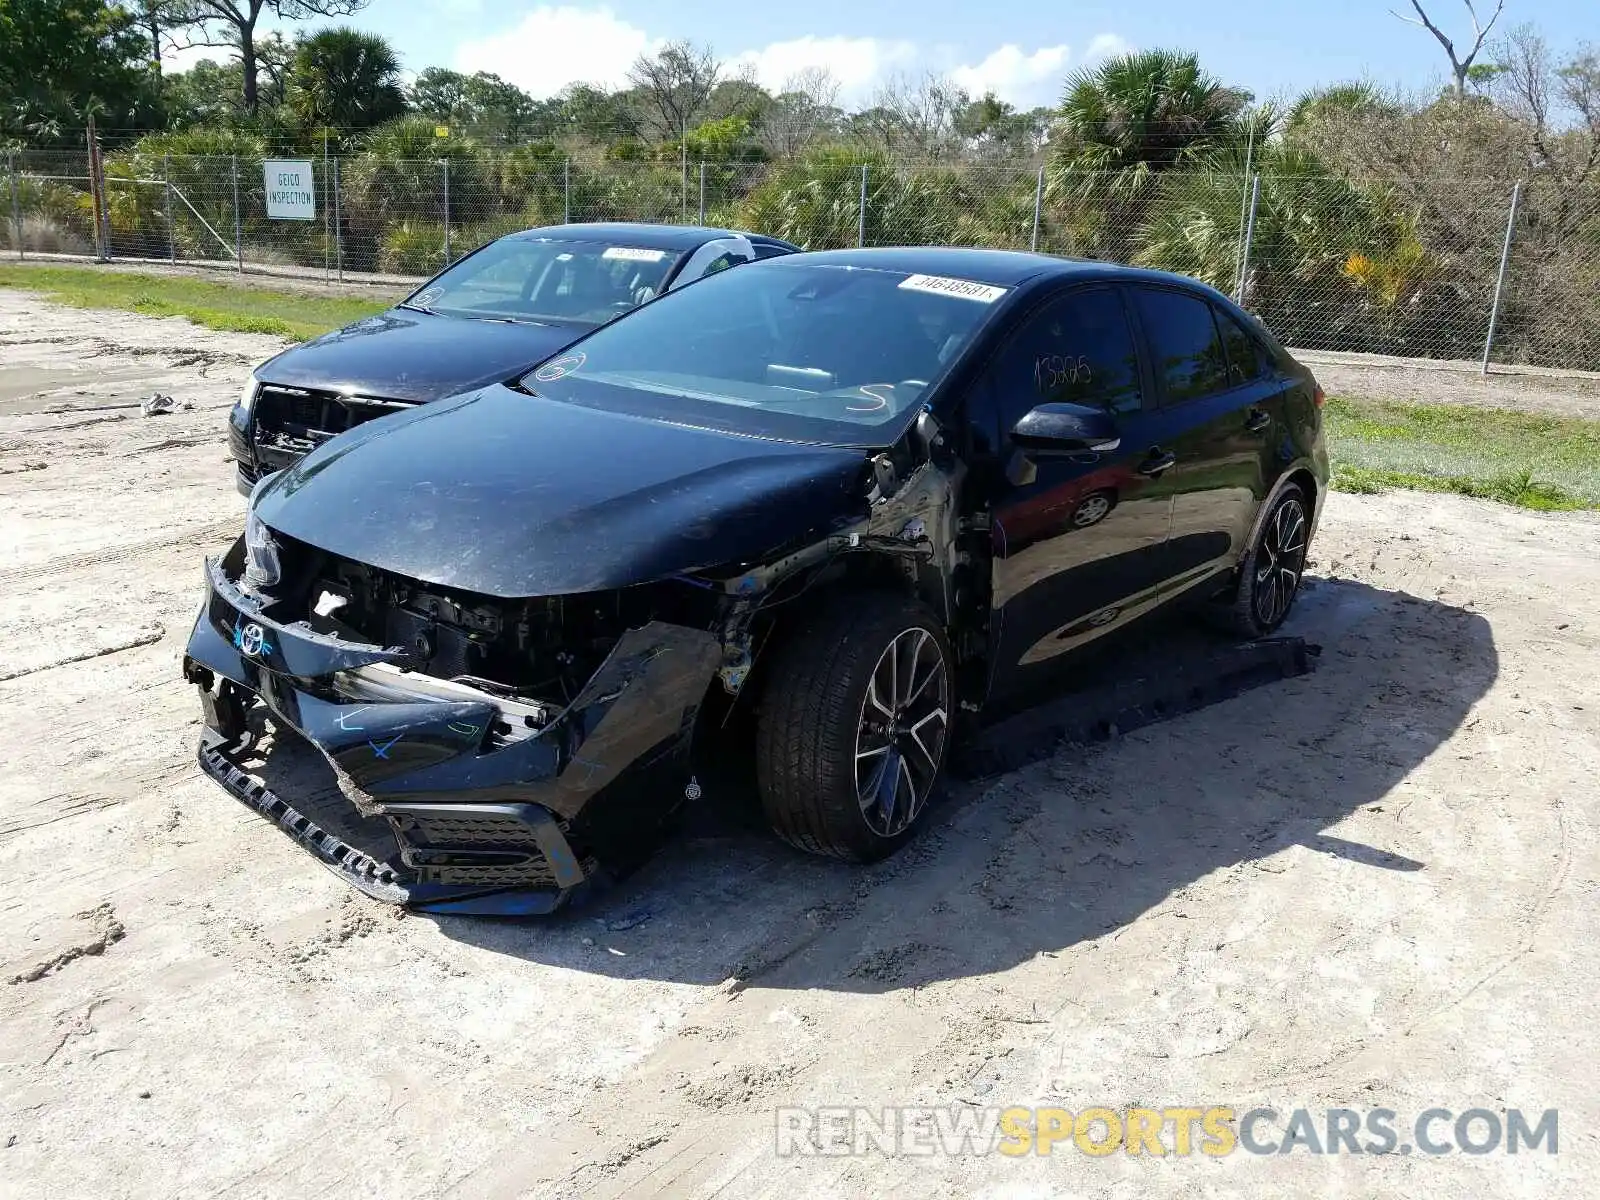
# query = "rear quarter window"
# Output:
<box><xmin>1215</xmin><ymin>307</ymin><xmax>1270</xmax><ymax>385</ymax></box>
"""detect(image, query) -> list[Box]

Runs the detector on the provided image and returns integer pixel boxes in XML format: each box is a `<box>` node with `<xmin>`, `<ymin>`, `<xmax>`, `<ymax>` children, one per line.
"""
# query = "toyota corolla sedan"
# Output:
<box><xmin>228</xmin><ymin>222</ymin><xmax>798</xmax><ymax>494</ymax></box>
<box><xmin>184</xmin><ymin>247</ymin><xmax>1329</xmax><ymax>914</ymax></box>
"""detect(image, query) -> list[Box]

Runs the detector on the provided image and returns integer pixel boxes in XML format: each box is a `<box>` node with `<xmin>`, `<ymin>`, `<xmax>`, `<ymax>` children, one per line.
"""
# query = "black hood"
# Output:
<box><xmin>256</xmin><ymin>309</ymin><xmax>586</xmax><ymax>404</ymax></box>
<box><xmin>252</xmin><ymin>385</ymin><xmax>870</xmax><ymax>597</ymax></box>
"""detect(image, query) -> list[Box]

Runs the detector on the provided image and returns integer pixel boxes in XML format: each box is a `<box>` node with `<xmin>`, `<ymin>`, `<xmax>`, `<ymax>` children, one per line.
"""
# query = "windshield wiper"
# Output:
<box><xmin>465</xmin><ymin>315</ymin><xmax>550</xmax><ymax>327</ymax></box>
<box><xmin>397</xmin><ymin>301</ymin><xmax>440</xmax><ymax>315</ymax></box>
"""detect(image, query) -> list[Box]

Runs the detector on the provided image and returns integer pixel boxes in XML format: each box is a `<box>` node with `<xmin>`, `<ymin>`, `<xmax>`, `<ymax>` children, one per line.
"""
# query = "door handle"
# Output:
<box><xmin>1244</xmin><ymin>409</ymin><xmax>1271</xmax><ymax>433</ymax></box>
<box><xmin>1137</xmin><ymin>449</ymin><xmax>1177</xmax><ymax>476</ymax></box>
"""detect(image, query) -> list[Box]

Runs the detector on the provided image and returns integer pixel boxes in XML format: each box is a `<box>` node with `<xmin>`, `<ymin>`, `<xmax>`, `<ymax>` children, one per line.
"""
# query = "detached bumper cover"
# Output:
<box><xmin>184</xmin><ymin>552</ymin><xmax>721</xmax><ymax>913</ymax></box>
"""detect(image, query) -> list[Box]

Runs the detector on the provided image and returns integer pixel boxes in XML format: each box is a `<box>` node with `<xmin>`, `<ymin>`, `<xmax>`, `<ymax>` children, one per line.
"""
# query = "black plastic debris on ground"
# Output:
<box><xmin>951</xmin><ymin>636</ymin><xmax>1321</xmax><ymax>780</ymax></box>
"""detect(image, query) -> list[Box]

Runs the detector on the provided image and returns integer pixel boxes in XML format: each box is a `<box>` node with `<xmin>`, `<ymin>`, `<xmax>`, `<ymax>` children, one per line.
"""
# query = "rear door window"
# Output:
<box><xmin>1131</xmin><ymin>287</ymin><xmax>1232</xmax><ymax>404</ymax></box>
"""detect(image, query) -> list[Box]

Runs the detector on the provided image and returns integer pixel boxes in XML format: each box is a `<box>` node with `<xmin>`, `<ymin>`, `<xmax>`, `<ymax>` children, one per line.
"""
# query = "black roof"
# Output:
<box><xmin>766</xmin><ymin>245</ymin><xmax>1220</xmax><ymax>295</ymax></box>
<box><xmin>510</xmin><ymin>222</ymin><xmax>796</xmax><ymax>251</ymax></box>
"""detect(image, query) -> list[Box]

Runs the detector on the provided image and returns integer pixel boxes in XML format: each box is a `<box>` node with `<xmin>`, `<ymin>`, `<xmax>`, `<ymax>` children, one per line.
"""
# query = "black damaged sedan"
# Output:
<box><xmin>185</xmin><ymin>247</ymin><xmax>1329</xmax><ymax>914</ymax></box>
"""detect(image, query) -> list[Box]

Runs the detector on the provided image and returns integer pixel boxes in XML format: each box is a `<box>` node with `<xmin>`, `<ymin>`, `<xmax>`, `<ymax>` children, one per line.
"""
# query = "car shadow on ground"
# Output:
<box><xmin>246</xmin><ymin>575</ymin><xmax>1496</xmax><ymax>992</ymax></box>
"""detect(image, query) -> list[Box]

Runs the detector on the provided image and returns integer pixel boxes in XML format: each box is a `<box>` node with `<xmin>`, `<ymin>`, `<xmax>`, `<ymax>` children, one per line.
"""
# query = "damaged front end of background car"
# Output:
<box><xmin>182</xmin><ymin>409</ymin><xmax>984</xmax><ymax>915</ymax></box>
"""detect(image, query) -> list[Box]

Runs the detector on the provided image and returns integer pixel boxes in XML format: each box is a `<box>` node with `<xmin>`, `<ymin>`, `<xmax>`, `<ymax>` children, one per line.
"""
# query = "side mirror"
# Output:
<box><xmin>1010</xmin><ymin>402</ymin><xmax>1121</xmax><ymax>456</ymax></box>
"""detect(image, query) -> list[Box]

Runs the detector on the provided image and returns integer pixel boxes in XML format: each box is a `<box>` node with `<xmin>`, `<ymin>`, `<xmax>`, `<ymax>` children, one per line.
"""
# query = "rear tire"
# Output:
<box><xmin>755</xmin><ymin>593</ymin><xmax>953</xmax><ymax>862</ymax></box>
<box><xmin>1222</xmin><ymin>483</ymin><xmax>1310</xmax><ymax>638</ymax></box>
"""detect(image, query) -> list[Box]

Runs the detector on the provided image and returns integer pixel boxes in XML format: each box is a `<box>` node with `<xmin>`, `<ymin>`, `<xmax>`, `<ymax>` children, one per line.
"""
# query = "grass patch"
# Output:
<box><xmin>1332</xmin><ymin>464</ymin><xmax>1592</xmax><ymax>511</ymax></box>
<box><xmin>1326</xmin><ymin>395</ymin><xmax>1600</xmax><ymax>512</ymax></box>
<box><xmin>0</xmin><ymin>264</ymin><xmax>389</xmax><ymax>342</ymax></box>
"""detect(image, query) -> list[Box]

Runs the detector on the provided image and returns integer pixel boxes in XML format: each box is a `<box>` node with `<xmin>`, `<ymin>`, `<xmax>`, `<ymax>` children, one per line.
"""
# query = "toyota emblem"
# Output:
<box><xmin>237</xmin><ymin>622</ymin><xmax>267</xmax><ymax>657</ymax></box>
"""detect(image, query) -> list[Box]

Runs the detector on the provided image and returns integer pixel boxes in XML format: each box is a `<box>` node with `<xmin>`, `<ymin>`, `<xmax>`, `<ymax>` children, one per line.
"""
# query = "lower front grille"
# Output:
<box><xmin>413</xmin><ymin>860</ymin><xmax>561</xmax><ymax>888</ymax></box>
<box><xmin>400</xmin><ymin>813</ymin><xmax>545</xmax><ymax>846</ymax></box>
<box><xmin>387</xmin><ymin>805</ymin><xmax>587</xmax><ymax>890</ymax></box>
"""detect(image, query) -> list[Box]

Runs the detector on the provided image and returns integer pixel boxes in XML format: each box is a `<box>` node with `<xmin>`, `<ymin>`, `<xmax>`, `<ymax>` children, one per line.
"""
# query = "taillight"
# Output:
<box><xmin>1313</xmin><ymin>385</ymin><xmax>1326</xmax><ymax>408</ymax></box>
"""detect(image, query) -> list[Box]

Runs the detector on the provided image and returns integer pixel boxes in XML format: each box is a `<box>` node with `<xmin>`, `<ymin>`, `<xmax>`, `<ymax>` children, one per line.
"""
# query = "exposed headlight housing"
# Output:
<box><xmin>242</xmin><ymin>506</ymin><xmax>282</xmax><ymax>592</ymax></box>
<box><xmin>232</xmin><ymin>372</ymin><xmax>260</xmax><ymax>426</ymax></box>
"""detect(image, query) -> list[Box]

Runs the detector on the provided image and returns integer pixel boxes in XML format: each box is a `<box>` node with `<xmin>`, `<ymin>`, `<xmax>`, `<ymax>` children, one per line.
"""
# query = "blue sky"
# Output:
<box><xmin>189</xmin><ymin>0</ymin><xmax>1596</xmax><ymax>108</ymax></box>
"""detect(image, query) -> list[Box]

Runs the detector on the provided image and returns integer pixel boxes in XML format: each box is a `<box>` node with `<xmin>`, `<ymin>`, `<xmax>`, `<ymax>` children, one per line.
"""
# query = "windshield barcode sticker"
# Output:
<box><xmin>898</xmin><ymin>274</ymin><xmax>1008</xmax><ymax>303</ymax></box>
<box><xmin>603</xmin><ymin>246</ymin><xmax>667</xmax><ymax>262</ymax></box>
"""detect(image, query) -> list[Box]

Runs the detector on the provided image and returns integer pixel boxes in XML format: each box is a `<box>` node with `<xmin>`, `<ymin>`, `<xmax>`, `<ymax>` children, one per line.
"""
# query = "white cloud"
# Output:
<box><xmin>452</xmin><ymin>7</ymin><xmax>1125</xmax><ymax>109</ymax></box>
<box><xmin>946</xmin><ymin>33</ymin><xmax>1133</xmax><ymax>108</ymax></box>
<box><xmin>731</xmin><ymin>36</ymin><xmax>919</xmax><ymax>106</ymax></box>
<box><xmin>1085</xmin><ymin>33</ymin><xmax>1135</xmax><ymax>61</ymax></box>
<box><xmin>950</xmin><ymin>44</ymin><xmax>1070</xmax><ymax>107</ymax></box>
<box><xmin>454</xmin><ymin>6</ymin><xmax>657</xmax><ymax>97</ymax></box>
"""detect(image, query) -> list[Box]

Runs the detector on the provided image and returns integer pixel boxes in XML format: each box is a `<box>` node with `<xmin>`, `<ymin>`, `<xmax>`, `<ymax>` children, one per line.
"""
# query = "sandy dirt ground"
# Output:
<box><xmin>1298</xmin><ymin>349</ymin><xmax>1600</xmax><ymax>421</ymax></box>
<box><xmin>1</xmin><ymin>289</ymin><xmax>1598</xmax><ymax>1199</ymax></box>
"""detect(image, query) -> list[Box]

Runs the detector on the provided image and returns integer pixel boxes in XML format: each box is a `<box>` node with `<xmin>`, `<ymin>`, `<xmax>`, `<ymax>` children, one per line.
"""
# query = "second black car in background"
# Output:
<box><xmin>228</xmin><ymin>222</ymin><xmax>797</xmax><ymax>493</ymax></box>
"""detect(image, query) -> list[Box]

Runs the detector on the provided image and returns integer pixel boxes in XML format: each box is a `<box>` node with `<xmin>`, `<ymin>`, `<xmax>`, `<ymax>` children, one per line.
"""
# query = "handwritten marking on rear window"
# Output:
<box><xmin>602</xmin><ymin>246</ymin><xmax>667</xmax><ymax>262</ymax></box>
<box><xmin>898</xmin><ymin>274</ymin><xmax>1008</xmax><ymax>303</ymax></box>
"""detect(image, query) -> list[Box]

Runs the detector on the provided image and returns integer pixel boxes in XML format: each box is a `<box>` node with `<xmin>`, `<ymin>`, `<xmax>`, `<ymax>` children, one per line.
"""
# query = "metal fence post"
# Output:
<box><xmin>563</xmin><ymin>158</ymin><xmax>571</xmax><ymax>224</ymax></box>
<box><xmin>1235</xmin><ymin>173</ymin><xmax>1261</xmax><ymax>305</ymax></box>
<box><xmin>1482</xmin><ymin>181</ymin><xmax>1523</xmax><ymax>376</ymax></box>
<box><xmin>698</xmin><ymin>161</ymin><xmax>706</xmax><ymax>225</ymax></box>
<box><xmin>231</xmin><ymin>155</ymin><xmax>242</xmax><ymax>272</ymax></box>
<box><xmin>858</xmin><ymin>164</ymin><xmax>869</xmax><ymax>248</ymax></box>
<box><xmin>441</xmin><ymin>158</ymin><xmax>451</xmax><ymax>266</ymax></box>
<box><xmin>322</xmin><ymin>131</ymin><xmax>330</xmax><ymax>283</ymax></box>
<box><xmin>1030</xmin><ymin>165</ymin><xmax>1045</xmax><ymax>252</ymax></box>
<box><xmin>87</xmin><ymin>118</ymin><xmax>109</xmax><ymax>261</ymax></box>
<box><xmin>163</xmin><ymin>153</ymin><xmax>175</xmax><ymax>263</ymax></box>
<box><xmin>1235</xmin><ymin>125</ymin><xmax>1256</xmax><ymax>287</ymax></box>
<box><xmin>7</xmin><ymin>152</ymin><xmax>20</xmax><ymax>261</ymax></box>
<box><xmin>334</xmin><ymin>156</ymin><xmax>343</xmax><ymax>282</ymax></box>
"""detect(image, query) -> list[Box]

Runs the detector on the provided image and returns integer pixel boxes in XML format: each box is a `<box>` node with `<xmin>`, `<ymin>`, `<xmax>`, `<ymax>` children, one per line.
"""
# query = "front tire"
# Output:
<box><xmin>1223</xmin><ymin>483</ymin><xmax>1310</xmax><ymax>637</ymax></box>
<box><xmin>755</xmin><ymin>593</ymin><xmax>953</xmax><ymax>862</ymax></box>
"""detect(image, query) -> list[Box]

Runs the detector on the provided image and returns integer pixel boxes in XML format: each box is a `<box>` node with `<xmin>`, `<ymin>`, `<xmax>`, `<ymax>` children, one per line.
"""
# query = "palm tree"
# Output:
<box><xmin>1052</xmin><ymin>50</ymin><xmax>1247</xmax><ymax>198</ymax></box>
<box><xmin>289</xmin><ymin>28</ymin><xmax>408</xmax><ymax>133</ymax></box>
<box><xmin>1285</xmin><ymin>82</ymin><xmax>1395</xmax><ymax>139</ymax></box>
<box><xmin>1048</xmin><ymin>49</ymin><xmax>1247</xmax><ymax>262</ymax></box>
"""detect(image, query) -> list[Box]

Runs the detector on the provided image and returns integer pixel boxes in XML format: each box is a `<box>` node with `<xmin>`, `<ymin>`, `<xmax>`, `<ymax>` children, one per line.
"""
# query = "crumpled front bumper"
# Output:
<box><xmin>183</xmin><ymin>547</ymin><xmax>722</xmax><ymax>914</ymax></box>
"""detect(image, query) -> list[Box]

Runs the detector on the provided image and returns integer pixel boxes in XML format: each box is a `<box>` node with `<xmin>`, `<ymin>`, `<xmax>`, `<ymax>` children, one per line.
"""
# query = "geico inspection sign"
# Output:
<box><xmin>263</xmin><ymin>160</ymin><xmax>316</xmax><ymax>220</ymax></box>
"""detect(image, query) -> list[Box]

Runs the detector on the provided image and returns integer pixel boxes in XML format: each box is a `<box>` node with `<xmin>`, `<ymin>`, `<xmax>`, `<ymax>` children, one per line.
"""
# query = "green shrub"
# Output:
<box><xmin>493</xmin><ymin>145</ymin><xmax>565</xmax><ymax>222</ymax></box>
<box><xmin>377</xmin><ymin>220</ymin><xmax>447</xmax><ymax>274</ymax></box>
<box><xmin>734</xmin><ymin>149</ymin><xmax>970</xmax><ymax>249</ymax></box>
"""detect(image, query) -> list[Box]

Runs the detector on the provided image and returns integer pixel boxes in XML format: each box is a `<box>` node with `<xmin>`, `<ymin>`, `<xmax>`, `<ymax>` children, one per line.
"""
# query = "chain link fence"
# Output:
<box><xmin>4</xmin><ymin>147</ymin><xmax>1597</xmax><ymax>372</ymax></box>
